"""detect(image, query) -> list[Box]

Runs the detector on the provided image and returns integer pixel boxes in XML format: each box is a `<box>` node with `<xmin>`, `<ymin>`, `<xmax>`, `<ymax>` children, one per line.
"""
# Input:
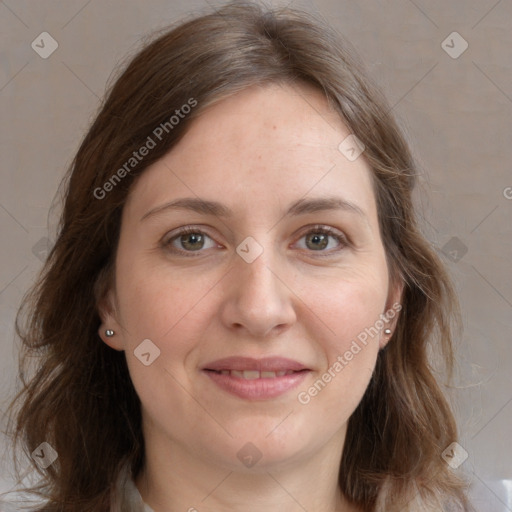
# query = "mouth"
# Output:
<box><xmin>201</xmin><ymin>357</ymin><xmax>311</xmax><ymax>400</ymax></box>
<box><xmin>203</xmin><ymin>356</ymin><xmax>310</xmax><ymax>373</ymax></box>
<box><xmin>205</xmin><ymin>369</ymin><xmax>305</xmax><ymax>379</ymax></box>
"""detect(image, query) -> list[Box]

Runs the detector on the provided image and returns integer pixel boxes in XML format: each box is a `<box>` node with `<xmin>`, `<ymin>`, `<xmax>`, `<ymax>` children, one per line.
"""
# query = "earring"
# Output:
<box><xmin>384</xmin><ymin>328</ymin><xmax>392</xmax><ymax>335</ymax></box>
<box><xmin>105</xmin><ymin>329</ymin><xmax>115</xmax><ymax>337</ymax></box>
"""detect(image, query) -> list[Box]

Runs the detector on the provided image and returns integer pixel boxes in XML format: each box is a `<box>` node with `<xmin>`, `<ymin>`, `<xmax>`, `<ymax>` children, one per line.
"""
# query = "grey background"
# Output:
<box><xmin>1</xmin><ymin>0</ymin><xmax>511</xmax><ymax>510</ymax></box>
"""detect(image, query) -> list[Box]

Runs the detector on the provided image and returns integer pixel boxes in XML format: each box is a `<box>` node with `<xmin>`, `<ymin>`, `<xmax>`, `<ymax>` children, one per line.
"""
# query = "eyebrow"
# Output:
<box><xmin>140</xmin><ymin>196</ymin><xmax>367</xmax><ymax>222</ymax></box>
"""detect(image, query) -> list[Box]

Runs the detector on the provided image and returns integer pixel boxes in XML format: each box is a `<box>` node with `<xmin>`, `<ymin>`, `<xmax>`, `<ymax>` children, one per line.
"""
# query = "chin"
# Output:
<box><xmin>220</xmin><ymin>423</ymin><xmax>318</xmax><ymax>470</ymax></box>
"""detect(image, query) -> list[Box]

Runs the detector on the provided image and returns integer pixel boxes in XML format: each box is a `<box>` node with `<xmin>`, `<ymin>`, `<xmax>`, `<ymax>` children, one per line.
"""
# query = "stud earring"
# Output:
<box><xmin>105</xmin><ymin>329</ymin><xmax>115</xmax><ymax>337</ymax></box>
<box><xmin>384</xmin><ymin>328</ymin><xmax>392</xmax><ymax>335</ymax></box>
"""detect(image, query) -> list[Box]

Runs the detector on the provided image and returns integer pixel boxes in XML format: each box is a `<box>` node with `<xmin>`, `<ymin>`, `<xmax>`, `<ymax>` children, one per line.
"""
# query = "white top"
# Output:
<box><xmin>125</xmin><ymin>475</ymin><xmax>154</xmax><ymax>512</ymax></box>
<box><xmin>110</xmin><ymin>462</ymin><xmax>154</xmax><ymax>512</ymax></box>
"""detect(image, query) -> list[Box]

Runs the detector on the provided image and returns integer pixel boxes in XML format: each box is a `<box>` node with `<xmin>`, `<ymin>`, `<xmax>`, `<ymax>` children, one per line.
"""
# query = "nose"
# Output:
<box><xmin>219</xmin><ymin>244</ymin><xmax>297</xmax><ymax>339</ymax></box>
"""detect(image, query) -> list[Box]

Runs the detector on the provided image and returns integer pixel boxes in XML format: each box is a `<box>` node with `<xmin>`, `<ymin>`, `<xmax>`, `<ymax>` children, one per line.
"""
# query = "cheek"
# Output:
<box><xmin>118</xmin><ymin>268</ymin><xmax>208</xmax><ymax>420</ymax></box>
<box><xmin>114</xmin><ymin>265</ymin><xmax>213</xmax><ymax>404</ymax></box>
<box><xmin>296</xmin><ymin>264</ymin><xmax>389</xmax><ymax>345</ymax></box>
<box><xmin>116</xmin><ymin>259</ymin><xmax>217</xmax><ymax>343</ymax></box>
<box><xmin>294</xmin><ymin>268</ymin><xmax>387</xmax><ymax>410</ymax></box>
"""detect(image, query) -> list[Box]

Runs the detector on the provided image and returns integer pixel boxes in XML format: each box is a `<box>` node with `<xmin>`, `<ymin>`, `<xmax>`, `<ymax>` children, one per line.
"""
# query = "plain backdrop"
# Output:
<box><xmin>1</xmin><ymin>0</ymin><xmax>511</xmax><ymax>510</ymax></box>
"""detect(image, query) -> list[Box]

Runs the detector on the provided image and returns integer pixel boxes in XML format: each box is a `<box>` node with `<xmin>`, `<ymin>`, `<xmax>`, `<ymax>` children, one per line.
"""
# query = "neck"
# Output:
<box><xmin>135</xmin><ymin>426</ymin><xmax>361</xmax><ymax>512</ymax></box>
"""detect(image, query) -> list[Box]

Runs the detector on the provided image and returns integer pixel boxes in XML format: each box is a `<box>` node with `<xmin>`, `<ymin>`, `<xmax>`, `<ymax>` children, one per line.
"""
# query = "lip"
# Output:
<box><xmin>202</xmin><ymin>356</ymin><xmax>311</xmax><ymax>400</ymax></box>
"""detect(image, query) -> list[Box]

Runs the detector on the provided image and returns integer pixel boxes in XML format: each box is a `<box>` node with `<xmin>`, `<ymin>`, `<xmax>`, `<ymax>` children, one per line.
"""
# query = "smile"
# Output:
<box><xmin>202</xmin><ymin>356</ymin><xmax>311</xmax><ymax>400</ymax></box>
<box><xmin>211</xmin><ymin>369</ymin><xmax>300</xmax><ymax>379</ymax></box>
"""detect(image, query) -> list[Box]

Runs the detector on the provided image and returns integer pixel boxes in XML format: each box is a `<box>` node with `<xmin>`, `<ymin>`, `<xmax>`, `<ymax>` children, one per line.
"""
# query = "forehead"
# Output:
<box><xmin>124</xmin><ymin>82</ymin><xmax>377</xmax><ymax>225</ymax></box>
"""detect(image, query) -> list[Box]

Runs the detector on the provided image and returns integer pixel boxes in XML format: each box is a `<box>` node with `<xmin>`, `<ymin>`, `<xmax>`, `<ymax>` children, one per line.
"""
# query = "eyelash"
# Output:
<box><xmin>161</xmin><ymin>225</ymin><xmax>349</xmax><ymax>258</ymax></box>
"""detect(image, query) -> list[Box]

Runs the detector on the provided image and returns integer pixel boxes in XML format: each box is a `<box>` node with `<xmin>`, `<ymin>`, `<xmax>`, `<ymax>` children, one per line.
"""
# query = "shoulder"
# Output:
<box><xmin>110</xmin><ymin>461</ymin><xmax>154</xmax><ymax>512</ymax></box>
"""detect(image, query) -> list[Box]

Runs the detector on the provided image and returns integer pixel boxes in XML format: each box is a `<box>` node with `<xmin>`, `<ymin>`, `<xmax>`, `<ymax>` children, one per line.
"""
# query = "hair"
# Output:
<box><xmin>5</xmin><ymin>1</ymin><xmax>474</xmax><ymax>511</ymax></box>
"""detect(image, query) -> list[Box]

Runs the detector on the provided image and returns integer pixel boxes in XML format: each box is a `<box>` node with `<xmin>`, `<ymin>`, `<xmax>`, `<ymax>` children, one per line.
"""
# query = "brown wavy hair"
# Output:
<box><xmin>6</xmin><ymin>1</ymin><xmax>474</xmax><ymax>511</ymax></box>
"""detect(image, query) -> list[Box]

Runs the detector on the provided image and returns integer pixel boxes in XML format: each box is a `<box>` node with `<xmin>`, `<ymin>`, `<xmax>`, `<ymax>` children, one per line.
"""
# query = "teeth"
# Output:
<box><xmin>242</xmin><ymin>370</ymin><xmax>260</xmax><ymax>380</ymax></box>
<box><xmin>217</xmin><ymin>370</ymin><xmax>298</xmax><ymax>379</ymax></box>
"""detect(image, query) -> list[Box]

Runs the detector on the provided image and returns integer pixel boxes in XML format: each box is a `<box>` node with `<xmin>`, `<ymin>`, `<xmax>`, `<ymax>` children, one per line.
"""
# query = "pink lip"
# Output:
<box><xmin>202</xmin><ymin>357</ymin><xmax>311</xmax><ymax>400</ymax></box>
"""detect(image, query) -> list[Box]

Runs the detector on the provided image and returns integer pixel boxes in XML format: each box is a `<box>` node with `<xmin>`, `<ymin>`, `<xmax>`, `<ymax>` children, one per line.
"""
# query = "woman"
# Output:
<box><xmin>7</xmin><ymin>2</ymin><xmax>474</xmax><ymax>511</ymax></box>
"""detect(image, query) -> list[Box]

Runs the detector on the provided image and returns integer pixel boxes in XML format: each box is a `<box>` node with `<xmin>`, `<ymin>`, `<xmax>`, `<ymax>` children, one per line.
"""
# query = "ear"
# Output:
<box><xmin>97</xmin><ymin>289</ymin><xmax>124</xmax><ymax>351</ymax></box>
<box><xmin>379</xmin><ymin>276</ymin><xmax>404</xmax><ymax>349</ymax></box>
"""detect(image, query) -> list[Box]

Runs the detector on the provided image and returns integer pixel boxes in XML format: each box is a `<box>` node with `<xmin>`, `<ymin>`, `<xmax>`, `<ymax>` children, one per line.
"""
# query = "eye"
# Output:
<box><xmin>294</xmin><ymin>225</ymin><xmax>348</xmax><ymax>255</ymax></box>
<box><xmin>161</xmin><ymin>225</ymin><xmax>348</xmax><ymax>257</ymax></box>
<box><xmin>162</xmin><ymin>226</ymin><xmax>218</xmax><ymax>256</ymax></box>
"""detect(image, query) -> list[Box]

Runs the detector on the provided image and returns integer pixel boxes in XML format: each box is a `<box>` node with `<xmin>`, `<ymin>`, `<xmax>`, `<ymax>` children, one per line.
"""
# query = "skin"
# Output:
<box><xmin>99</xmin><ymin>81</ymin><xmax>402</xmax><ymax>512</ymax></box>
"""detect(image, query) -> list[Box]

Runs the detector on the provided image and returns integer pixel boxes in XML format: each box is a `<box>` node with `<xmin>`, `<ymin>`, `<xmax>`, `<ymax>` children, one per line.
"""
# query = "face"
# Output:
<box><xmin>99</xmin><ymin>82</ymin><xmax>402</xmax><ymax>472</ymax></box>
